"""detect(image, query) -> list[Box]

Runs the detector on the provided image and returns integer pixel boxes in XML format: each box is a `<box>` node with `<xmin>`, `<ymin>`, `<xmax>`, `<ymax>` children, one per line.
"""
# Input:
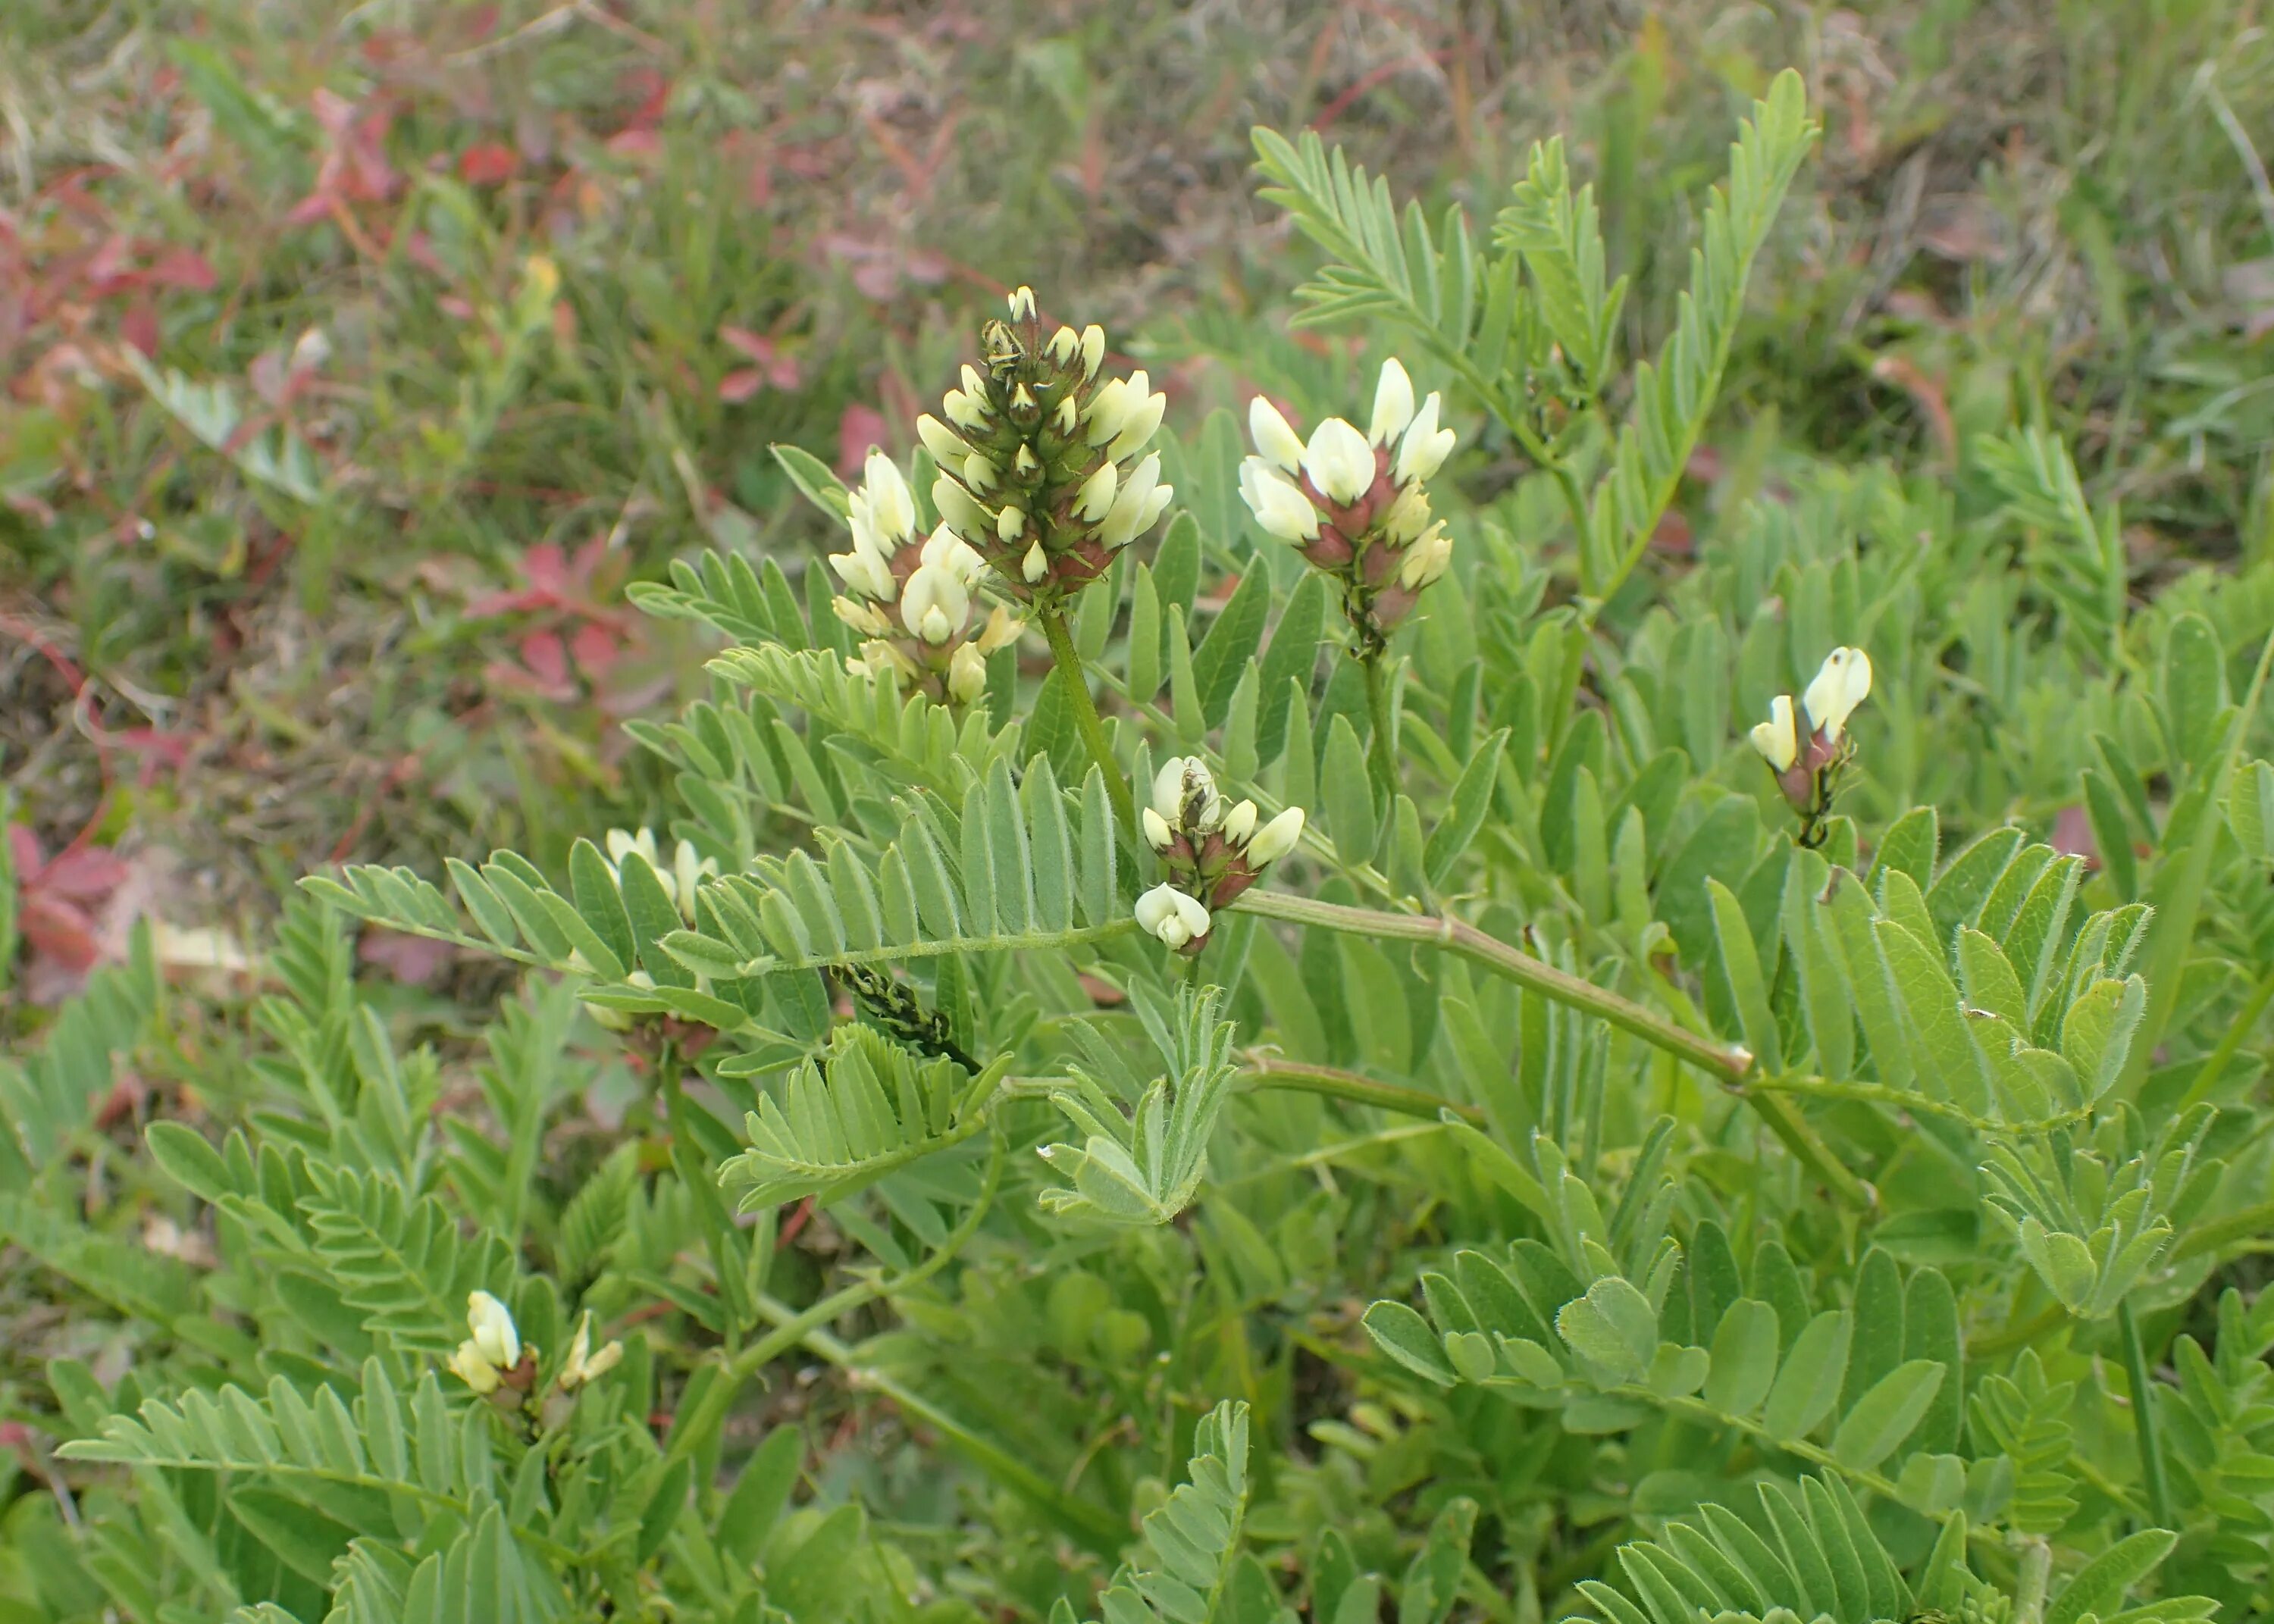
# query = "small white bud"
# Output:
<box><xmin>1396</xmin><ymin>524</ymin><xmax>1453</xmax><ymax>590</ymax></box>
<box><xmin>1023</xmin><ymin>540</ymin><xmax>1048</xmax><ymax>582</ymax></box>
<box><xmin>948</xmin><ymin>641</ymin><xmax>988</xmax><ymax>704</ymax></box>
<box><xmin>997</xmin><ymin>502</ymin><xmax>1027</xmax><ymax>543</ymax></box>
<box><xmin>1074</xmin><ymin>461</ymin><xmax>1118</xmax><ymax>522</ymax></box>
<box><xmin>1368</xmin><ymin>358</ymin><xmax>1415</xmax><ymax>446</ymax></box>
<box><xmin>916</xmin><ymin>413</ymin><xmax>970</xmax><ymax>466</ymax></box>
<box><xmin>1248</xmin><ymin>395</ymin><xmax>1305</xmax><ymax>474</ymax></box>
<box><xmin>1054</xmin><ymin>396</ymin><xmax>1080</xmax><ymax>435</ymax></box>
<box><xmin>1099</xmin><ymin>452</ymin><xmax>1166</xmax><ymax>551</ymax></box>
<box><xmin>860</xmin><ymin>450</ymin><xmax>916</xmax><ymax>546</ymax></box>
<box><xmin>932</xmin><ymin>476</ymin><xmax>992</xmax><ymax>538</ymax></box>
<box><xmin>1393</xmin><ymin>393</ymin><xmax>1455</xmax><ymax>485</ymax></box>
<box><xmin>1750</xmin><ymin>694</ymin><xmax>1799</xmax><ymax>771</ymax></box>
<box><xmin>942</xmin><ymin>388</ymin><xmax>989</xmax><ymax>431</ymax></box>
<box><xmin>1014</xmin><ymin>443</ymin><xmax>1041</xmax><ymax>478</ymax></box>
<box><xmin>1079</xmin><ymin>324</ymin><xmax>1106</xmax><ymax>378</ymax></box>
<box><xmin>974</xmin><ymin>605</ymin><xmax>1023</xmax><ymax>654</ymax></box>
<box><xmin>1008</xmin><ymin>285</ymin><xmax>1038</xmax><ymax>321</ymax></box>
<box><xmin>1222</xmin><ymin>799</ymin><xmax>1258</xmax><ymax>846</ymax></box>
<box><xmin>449</xmin><ymin>1340</ymin><xmax>501</xmax><ymax>1394</ymax></box>
<box><xmin>1244</xmin><ymin>806</ymin><xmax>1305</xmax><ymax>865</ymax></box>
<box><xmin>964</xmin><ymin>452</ymin><xmax>998</xmax><ymax>492</ymax></box>
<box><xmin>1142</xmin><ymin>806</ymin><xmax>1176</xmax><ymax>850</ymax></box>
<box><xmin>1047</xmin><ymin>325</ymin><xmax>1079</xmax><ymax>365</ymax></box>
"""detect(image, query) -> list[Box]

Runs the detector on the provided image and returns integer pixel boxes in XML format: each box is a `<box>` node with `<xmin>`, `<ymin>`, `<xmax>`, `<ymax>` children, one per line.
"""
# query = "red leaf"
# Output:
<box><xmin>359</xmin><ymin>926</ymin><xmax>455</xmax><ymax>985</ymax></box>
<box><xmin>518</xmin><ymin>629</ymin><xmax>568</xmax><ymax>687</ymax></box>
<box><xmin>719</xmin><ymin>325</ymin><xmax>776</xmax><ymax>363</ymax></box>
<box><xmin>120</xmin><ymin>299</ymin><xmax>160</xmax><ymax>358</ymax></box>
<box><xmin>837</xmin><ymin>404</ymin><xmax>887</xmax><ymax>476</ymax></box>
<box><xmin>570</xmin><ymin>618</ymin><xmax>620</xmax><ymax>675</ymax></box>
<box><xmin>148</xmin><ymin>246</ymin><xmax>217</xmax><ymax>290</ymax></box>
<box><xmin>719</xmin><ymin>367</ymin><xmax>766</xmax><ymax>402</ymax></box>
<box><xmin>19</xmin><ymin>895</ymin><xmax>102</xmax><ymax>974</ymax></box>
<box><xmin>458</xmin><ymin>142</ymin><xmax>519</xmax><ymax>186</ymax></box>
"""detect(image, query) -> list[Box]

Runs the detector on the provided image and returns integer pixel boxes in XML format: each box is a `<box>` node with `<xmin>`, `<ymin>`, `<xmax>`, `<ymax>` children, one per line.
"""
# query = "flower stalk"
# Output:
<box><xmin>1037</xmin><ymin>601</ymin><xmax>1136</xmax><ymax>835</ymax></box>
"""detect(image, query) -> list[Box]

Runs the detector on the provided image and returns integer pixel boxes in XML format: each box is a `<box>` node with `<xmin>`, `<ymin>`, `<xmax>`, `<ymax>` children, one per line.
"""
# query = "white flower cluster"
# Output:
<box><xmin>1749</xmin><ymin>646</ymin><xmax>1874</xmax><ymax>821</ymax></box>
<box><xmin>603</xmin><ymin>827</ymin><xmax>716</xmax><ymax>923</ymax></box>
<box><xmin>920</xmin><ymin>286</ymin><xmax>1173</xmax><ymax>600</ymax></box>
<box><xmin>1132</xmin><ymin>756</ymin><xmax>1304</xmax><ymax>956</ymax></box>
<box><xmin>446</xmin><ymin>1291</ymin><xmax>620</xmax><ymax>1398</ymax></box>
<box><xmin>1239</xmin><ymin>359</ymin><xmax>1457</xmax><ymax>642</ymax></box>
<box><xmin>827</xmin><ymin>449</ymin><xmax>1023</xmax><ymax>705</ymax></box>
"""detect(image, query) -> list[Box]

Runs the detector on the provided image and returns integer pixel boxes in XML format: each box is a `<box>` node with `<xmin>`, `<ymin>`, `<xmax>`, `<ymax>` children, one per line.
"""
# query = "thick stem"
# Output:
<box><xmin>1232</xmin><ymin>888</ymin><xmax>1752</xmax><ymax>1083</ymax></box>
<box><xmin>1229</xmin><ymin>887</ymin><xmax>1874</xmax><ymax>1209</ymax></box>
<box><xmin>1362</xmin><ymin>652</ymin><xmax>1400</xmax><ymax>806</ymax></box>
<box><xmin>2014</xmin><ymin>1537</ymin><xmax>2053</xmax><ymax>1624</ymax></box>
<box><xmin>1241</xmin><ymin>1052</ymin><xmax>1484</xmax><ymax>1125</ymax></box>
<box><xmin>1038</xmin><ymin>602</ymin><xmax>1135</xmax><ymax>834</ymax></box>
<box><xmin>2118</xmin><ymin>1299</ymin><xmax>2175</xmax><ymax>1528</ymax></box>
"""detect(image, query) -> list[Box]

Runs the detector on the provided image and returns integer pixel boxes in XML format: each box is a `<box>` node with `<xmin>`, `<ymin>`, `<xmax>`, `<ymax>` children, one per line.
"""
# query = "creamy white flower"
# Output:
<box><xmin>1802</xmin><ymin>647</ymin><xmax>1873</xmax><ymax>741</ymax></box>
<box><xmin>919</xmin><ymin>524</ymin><xmax>985</xmax><ymax>583</ymax></box>
<box><xmin>932</xmin><ymin>476</ymin><xmax>992</xmax><ymax>539</ymax></box>
<box><xmin>1054</xmin><ymin>396</ymin><xmax>1079</xmax><ymax>435</ymax></box>
<box><xmin>833</xmin><ymin>596</ymin><xmax>893</xmax><ymax>637</ymax></box>
<box><xmin>558</xmin><ymin>1311</ymin><xmax>623</xmax><ymax>1391</ymax></box>
<box><xmin>1393</xmin><ymin>394</ymin><xmax>1455</xmax><ymax>485</ymax></box>
<box><xmin>1369</xmin><ymin>358</ymin><xmax>1415</xmax><ymax>446</ymax></box>
<box><xmin>963</xmin><ymin>452</ymin><xmax>998</xmax><ymax>492</ymax></box>
<box><xmin>1086</xmin><ymin>371</ymin><xmax>1164</xmax><ymax>458</ymax></box>
<box><xmin>859</xmin><ymin>450</ymin><xmax>916</xmax><ymax>547</ymax></box>
<box><xmin>948</xmin><ymin>642</ymin><xmax>988</xmax><ymax>704</ymax></box>
<box><xmin>827</xmin><ymin>534</ymin><xmax>897</xmax><ymax>602</ymax></box>
<box><xmin>1245</xmin><ymin>806</ymin><xmax>1305</xmax><ymax>865</ymax></box>
<box><xmin>1383</xmin><ymin>483</ymin><xmax>1433</xmax><ymax>545</ymax></box>
<box><xmin>1135</xmin><ymin>883</ymin><xmax>1211</xmax><ymax>950</ymax></box>
<box><xmin>449</xmin><ymin>1340</ymin><xmax>501</xmax><ymax>1394</ymax></box>
<box><xmin>605</xmin><ymin>827</ymin><xmax>659</xmax><ymax>871</ymax></box>
<box><xmin>997</xmin><ymin>502</ymin><xmax>1026</xmax><ymax>543</ymax></box>
<box><xmin>1750</xmin><ymin>694</ymin><xmax>1799</xmax><ymax>771</ymax></box>
<box><xmin>670</xmin><ymin>840</ymin><xmax>715</xmax><ymax>922</ymax></box>
<box><xmin>1007</xmin><ymin>285</ymin><xmax>1037</xmax><ymax>321</ymax></box>
<box><xmin>1142</xmin><ymin>806</ymin><xmax>1175</xmax><ymax>850</ymax></box>
<box><xmin>1222</xmin><ymin>799</ymin><xmax>1258</xmax><ymax>847</ymax></box>
<box><xmin>1239</xmin><ymin>458</ymin><xmax>1320</xmax><ymax>543</ymax></box>
<box><xmin>1047</xmin><ymin>324</ymin><xmax>1080</xmax><ymax>365</ymax></box>
<box><xmin>1248</xmin><ymin>395</ymin><xmax>1306</xmax><ymax>474</ymax></box>
<box><xmin>1022</xmin><ymin>540</ymin><xmax>1048</xmax><ymax>582</ymax></box>
<box><xmin>1074</xmin><ymin>461</ymin><xmax>1118</xmax><ymax>523</ymax></box>
<box><xmin>1079</xmin><ymin>324</ymin><xmax>1106</xmax><ymax>378</ymax></box>
<box><xmin>1107</xmin><ymin>387</ymin><xmax>1166</xmax><ymax>462</ymax></box>
<box><xmin>901</xmin><ymin>562</ymin><xmax>969</xmax><ymax>644</ymax></box>
<box><xmin>942</xmin><ymin>387</ymin><xmax>988</xmax><ymax>432</ymax></box>
<box><xmin>916</xmin><ymin>413</ymin><xmax>969</xmax><ymax>467</ymax></box>
<box><xmin>1099</xmin><ymin>452</ymin><xmax>1170</xmax><ymax>551</ymax></box>
<box><xmin>1397</xmin><ymin>524</ymin><xmax>1453</xmax><ymax>590</ymax></box>
<box><xmin>1302</xmin><ymin>416</ymin><xmax>1375</xmax><ymax>506</ymax></box>
<box><xmin>1152</xmin><ymin>756</ymin><xmax>1220</xmax><ymax>823</ymax></box>
<box><xmin>468</xmin><ymin>1291</ymin><xmax>519</xmax><ymax>1369</ymax></box>
<box><xmin>974</xmin><ymin>605</ymin><xmax>1023</xmax><ymax>654</ymax></box>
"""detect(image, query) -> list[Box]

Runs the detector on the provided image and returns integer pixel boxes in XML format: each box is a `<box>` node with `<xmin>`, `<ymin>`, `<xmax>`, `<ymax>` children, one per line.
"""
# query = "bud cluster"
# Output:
<box><xmin>828</xmin><ymin>449</ymin><xmax>1023</xmax><ymax>705</ymax></box>
<box><xmin>603</xmin><ymin>826</ymin><xmax>716</xmax><ymax>924</ymax></box>
<box><xmin>1749</xmin><ymin>646</ymin><xmax>1874</xmax><ymax>838</ymax></box>
<box><xmin>919</xmin><ymin>286</ymin><xmax>1173</xmax><ymax>603</ymax></box>
<box><xmin>1133</xmin><ymin>756</ymin><xmax>1305</xmax><ymax>956</ymax></box>
<box><xmin>446</xmin><ymin>1290</ymin><xmax>621</xmax><ymax>1401</ymax></box>
<box><xmin>1239</xmin><ymin>359</ymin><xmax>1458</xmax><ymax>650</ymax></box>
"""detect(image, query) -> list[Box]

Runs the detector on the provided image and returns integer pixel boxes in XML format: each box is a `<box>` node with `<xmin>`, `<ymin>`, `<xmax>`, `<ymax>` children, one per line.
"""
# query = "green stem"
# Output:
<box><xmin>1362</xmin><ymin>652</ymin><xmax>1399</xmax><ymax>807</ymax></box>
<box><xmin>2014</xmin><ymin>1537</ymin><xmax>2053</xmax><ymax>1624</ymax></box>
<box><xmin>748</xmin><ymin>1291</ymin><xmax>1126</xmax><ymax>1550</ymax></box>
<box><xmin>1229</xmin><ymin>888</ymin><xmax>1878</xmax><ymax>1209</ymax></box>
<box><xmin>2178</xmin><ymin>967</ymin><xmax>2274</xmax><ymax>1112</ymax></box>
<box><xmin>1239</xmin><ymin>1053</ymin><xmax>1484</xmax><ymax>1125</ymax></box>
<box><xmin>1038</xmin><ymin>602</ymin><xmax>1135</xmax><ymax>835</ymax></box>
<box><xmin>1231</xmin><ymin>888</ymin><xmax>1752</xmax><ymax>1083</ymax></box>
<box><xmin>2119</xmin><ymin>1298</ymin><xmax>2175</xmax><ymax>1528</ymax></box>
<box><xmin>661</xmin><ymin>1128</ymin><xmax>1004</xmax><ymax>1476</ymax></box>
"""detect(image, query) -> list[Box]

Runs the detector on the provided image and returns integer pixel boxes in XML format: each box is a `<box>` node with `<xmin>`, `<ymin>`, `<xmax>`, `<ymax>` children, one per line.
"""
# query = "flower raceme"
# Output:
<box><xmin>1750</xmin><ymin>646</ymin><xmax>1874</xmax><ymax>820</ymax></box>
<box><xmin>920</xmin><ymin>286</ymin><xmax>1173</xmax><ymax>603</ymax></box>
<box><xmin>603</xmin><ymin>827</ymin><xmax>715</xmax><ymax>923</ymax></box>
<box><xmin>1133</xmin><ymin>756</ymin><xmax>1305</xmax><ymax>956</ymax></box>
<box><xmin>448</xmin><ymin>1291</ymin><xmax>525</xmax><ymax>1396</ymax></box>
<box><xmin>1239</xmin><ymin>358</ymin><xmax>1457</xmax><ymax>646</ymax></box>
<box><xmin>828</xmin><ymin>449</ymin><xmax>1023</xmax><ymax>705</ymax></box>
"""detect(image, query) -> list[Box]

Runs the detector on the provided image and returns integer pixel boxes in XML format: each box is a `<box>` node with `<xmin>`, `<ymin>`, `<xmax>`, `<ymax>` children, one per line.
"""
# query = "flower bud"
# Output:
<box><xmin>916</xmin><ymin>413</ymin><xmax>969</xmax><ymax>466</ymax></box>
<box><xmin>1079</xmin><ymin>324</ymin><xmax>1106</xmax><ymax>378</ymax></box>
<box><xmin>467</xmin><ymin>1291</ymin><xmax>520</xmax><ymax>1369</ymax></box>
<box><xmin>449</xmin><ymin>1341</ymin><xmax>502</xmax><ymax>1395</ymax></box>
<box><xmin>1047</xmin><ymin>324</ymin><xmax>1079</xmax><ymax>365</ymax></box>
<box><xmin>1750</xmin><ymin>694</ymin><xmax>1799</xmax><ymax>771</ymax></box>
<box><xmin>1239</xmin><ymin>458</ymin><xmax>1321</xmax><ymax>543</ymax></box>
<box><xmin>964</xmin><ymin>452</ymin><xmax>998</xmax><ymax>493</ymax></box>
<box><xmin>932</xmin><ymin>476</ymin><xmax>993</xmax><ymax>537</ymax></box>
<box><xmin>948</xmin><ymin>642</ymin><xmax>988</xmax><ymax>704</ymax></box>
<box><xmin>1073</xmin><ymin>462</ymin><xmax>1118</xmax><ymax>522</ymax></box>
<box><xmin>1244</xmin><ymin>806</ymin><xmax>1305</xmax><ymax>865</ymax></box>
<box><xmin>1023</xmin><ymin>540</ymin><xmax>1048</xmax><ymax>582</ymax></box>
<box><xmin>997</xmin><ymin>502</ymin><xmax>1026</xmax><ymax>543</ymax></box>
<box><xmin>1396</xmin><ymin>524</ymin><xmax>1453</xmax><ymax>590</ymax></box>
<box><xmin>1302</xmin><ymin>417</ymin><xmax>1375</xmax><ymax>506</ymax></box>
<box><xmin>1369</xmin><ymin>358</ymin><xmax>1415</xmax><ymax>446</ymax></box>
<box><xmin>1222</xmin><ymin>799</ymin><xmax>1258</xmax><ymax>847</ymax></box>
<box><xmin>1007</xmin><ymin>285</ymin><xmax>1038</xmax><ymax>321</ymax></box>
<box><xmin>1142</xmin><ymin>806</ymin><xmax>1175</xmax><ymax>850</ymax></box>
<box><xmin>1802</xmin><ymin>647</ymin><xmax>1873</xmax><ymax>742</ymax></box>
<box><xmin>1248</xmin><ymin>396</ymin><xmax>1306</xmax><ymax>474</ymax></box>
<box><xmin>1393</xmin><ymin>393</ymin><xmax>1455</xmax><ymax>485</ymax></box>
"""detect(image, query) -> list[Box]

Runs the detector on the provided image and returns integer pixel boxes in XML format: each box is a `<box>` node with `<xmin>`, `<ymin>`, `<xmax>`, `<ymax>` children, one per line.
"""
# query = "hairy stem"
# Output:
<box><xmin>2118</xmin><ymin>1298</ymin><xmax>2175</xmax><ymax>1528</ymax></box>
<box><xmin>1038</xmin><ymin>602</ymin><xmax>1135</xmax><ymax>834</ymax></box>
<box><xmin>1240</xmin><ymin>1052</ymin><xmax>1484</xmax><ymax>1124</ymax></box>
<box><xmin>1230</xmin><ymin>887</ymin><xmax>1874</xmax><ymax>1209</ymax></box>
<box><xmin>1231</xmin><ymin>888</ymin><xmax>1752</xmax><ymax>1082</ymax></box>
<box><xmin>1363</xmin><ymin>652</ymin><xmax>1400</xmax><ymax>807</ymax></box>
